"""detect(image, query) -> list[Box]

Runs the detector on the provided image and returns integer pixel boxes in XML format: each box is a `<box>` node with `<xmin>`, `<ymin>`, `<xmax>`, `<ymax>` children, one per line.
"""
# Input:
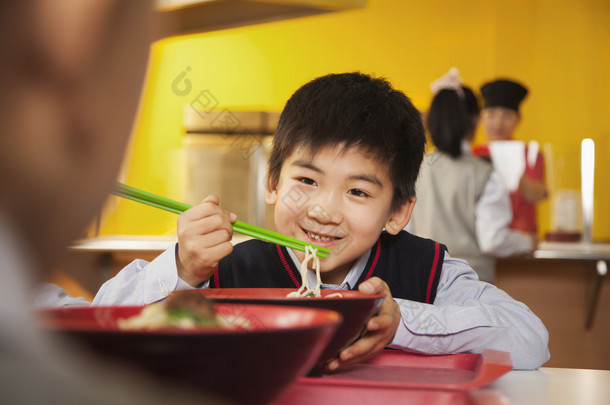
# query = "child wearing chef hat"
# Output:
<box><xmin>473</xmin><ymin>79</ymin><xmax>548</xmax><ymax>234</ymax></box>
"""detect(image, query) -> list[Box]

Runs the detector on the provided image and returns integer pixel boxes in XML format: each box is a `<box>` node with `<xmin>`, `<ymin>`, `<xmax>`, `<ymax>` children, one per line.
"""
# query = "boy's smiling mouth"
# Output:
<box><xmin>302</xmin><ymin>228</ymin><xmax>342</xmax><ymax>243</ymax></box>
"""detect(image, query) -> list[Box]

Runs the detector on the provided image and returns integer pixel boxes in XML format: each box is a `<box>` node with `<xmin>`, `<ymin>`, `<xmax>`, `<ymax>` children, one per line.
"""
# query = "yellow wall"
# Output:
<box><xmin>99</xmin><ymin>0</ymin><xmax>610</xmax><ymax>241</ymax></box>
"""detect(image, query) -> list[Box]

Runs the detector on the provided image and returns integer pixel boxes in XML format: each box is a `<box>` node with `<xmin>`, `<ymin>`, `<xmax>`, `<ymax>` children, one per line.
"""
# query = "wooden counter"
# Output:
<box><xmin>495</xmin><ymin>242</ymin><xmax>609</xmax><ymax>370</ymax></box>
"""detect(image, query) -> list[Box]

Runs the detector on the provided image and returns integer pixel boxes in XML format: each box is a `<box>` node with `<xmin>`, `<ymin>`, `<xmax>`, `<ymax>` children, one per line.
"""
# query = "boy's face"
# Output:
<box><xmin>481</xmin><ymin>106</ymin><xmax>520</xmax><ymax>141</ymax></box>
<box><xmin>266</xmin><ymin>144</ymin><xmax>415</xmax><ymax>285</ymax></box>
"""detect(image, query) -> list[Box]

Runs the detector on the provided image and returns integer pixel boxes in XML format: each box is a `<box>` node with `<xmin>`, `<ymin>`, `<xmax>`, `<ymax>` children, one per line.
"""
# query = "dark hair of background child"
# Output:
<box><xmin>425</xmin><ymin>86</ymin><xmax>479</xmax><ymax>158</ymax></box>
<box><xmin>268</xmin><ymin>72</ymin><xmax>426</xmax><ymax>212</ymax></box>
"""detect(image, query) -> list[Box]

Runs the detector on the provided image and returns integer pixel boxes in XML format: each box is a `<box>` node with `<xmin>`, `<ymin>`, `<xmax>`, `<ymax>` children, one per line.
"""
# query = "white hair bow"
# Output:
<box><xmin>430</xmin><ymin>67</ymin><xmax>464</xmax><ymax>97</ymax></box>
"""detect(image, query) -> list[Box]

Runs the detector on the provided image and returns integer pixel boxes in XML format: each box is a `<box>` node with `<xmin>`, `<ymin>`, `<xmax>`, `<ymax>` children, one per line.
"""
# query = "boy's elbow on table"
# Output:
<box><xmin>515</xmin><ymin>325</ymin><xmax>551</xmax><ymax>370</ymax></box>
<box><xmin>512</xmin><ymin>343</ymin><xmax>551</xmax><ymax>370</ymax></box>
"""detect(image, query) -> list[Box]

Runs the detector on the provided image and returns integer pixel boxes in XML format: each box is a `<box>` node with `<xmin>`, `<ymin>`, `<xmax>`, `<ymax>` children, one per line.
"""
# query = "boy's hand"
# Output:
<box><xmin>326</xmin><ymin>277</ymin><xmax>401</xmax><ymax>372</ymax></box>
<box><xmin>175</xmin><ymin>195</ymin><xmax>237</xmax><ymax>287</ymax></box>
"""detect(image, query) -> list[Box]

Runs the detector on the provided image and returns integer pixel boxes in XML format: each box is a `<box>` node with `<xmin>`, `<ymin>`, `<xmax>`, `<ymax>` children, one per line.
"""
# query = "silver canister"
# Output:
<box><xmin>182</xmin><ymin>110</ymin><xmax>280</xmax><ymax>231</ymax></box>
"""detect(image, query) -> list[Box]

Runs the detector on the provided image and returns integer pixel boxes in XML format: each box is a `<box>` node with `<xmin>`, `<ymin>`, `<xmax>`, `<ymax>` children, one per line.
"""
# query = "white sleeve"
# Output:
<box><xmin>388</xmin><ymin>253</ymin><xmax>550</xmax><ymax>370</ymax></box>
<box><xmin>91</xmin><ymin>244</ymin><xmax>197</xmax><ymax>306</ymax></box>
<box><xmin>475</xmin><ymin>172</ymin><xmax>534</xmax><ymax>256</ymax></box>
<box><xmin>31</xmin><ymin>283</ymin><xmax>91</xmax><ymax>307</ymax></box>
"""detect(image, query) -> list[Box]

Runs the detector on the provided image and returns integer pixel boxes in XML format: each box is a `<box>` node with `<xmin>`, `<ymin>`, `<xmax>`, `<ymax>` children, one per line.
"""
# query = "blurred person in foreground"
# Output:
<box><xmin>0</xmin><ymin>1</ymin><xmax>225</xmax><ymax>403</ymax></box>
<box><xmin>472</xmin><ymin>78</ymin><xmax>548</xmax><ymax>235</ymax></box>
<box><xmin>407</xmin><ymin>68</ymin><xmax>535</xmax><ymax>283</ymax></box>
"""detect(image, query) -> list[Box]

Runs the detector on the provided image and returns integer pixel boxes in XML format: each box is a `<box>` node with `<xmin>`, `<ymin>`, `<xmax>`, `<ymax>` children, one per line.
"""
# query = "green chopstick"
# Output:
<box><xmin>112</xmin><ymin>183</ymin><xmax>331</xmax><ymax>258</ymax></box>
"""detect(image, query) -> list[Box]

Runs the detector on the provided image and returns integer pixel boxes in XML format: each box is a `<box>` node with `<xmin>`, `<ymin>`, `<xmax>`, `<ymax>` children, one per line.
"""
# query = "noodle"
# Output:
<box><xmin>286</xmin><ymin>245</ymin><xmax>342</xmax><ymax>298</ymax></box>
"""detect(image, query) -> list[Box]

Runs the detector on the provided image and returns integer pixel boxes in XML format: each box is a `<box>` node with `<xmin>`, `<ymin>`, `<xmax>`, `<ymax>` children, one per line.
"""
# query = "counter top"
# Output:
<box><xmin>534</xmin><ymin>241</ymin><xmax>610</xmax><ymax>260</ymax></box>
<box><xmin>71</xmin><ymin>235</ymin><xmax>177</xmax><ymax>252</ymax></box>
<box><xmin>70</xmin><ymin>234</ymin><xmax>250</xmax><ymax>252</ymax></box>
<box><xmin>71</xmin><ymin>236</ymin><xmax>610</xmax><ymax>261</ymax></box>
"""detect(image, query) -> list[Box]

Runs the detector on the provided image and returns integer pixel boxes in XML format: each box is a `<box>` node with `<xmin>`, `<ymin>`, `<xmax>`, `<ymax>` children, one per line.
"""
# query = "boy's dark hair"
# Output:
<box><xmin>426</xmin><ymin>88</ymin><xmax>473</xmax><ymax>158</ymax></box>
<box><xmin>268</xmin><ymin>72</ymin><xmax>425</xmax><ymax>212</ymax></box>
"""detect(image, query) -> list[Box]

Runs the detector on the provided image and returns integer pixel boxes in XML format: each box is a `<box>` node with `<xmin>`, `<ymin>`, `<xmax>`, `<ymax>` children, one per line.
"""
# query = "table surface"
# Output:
<box><xmin>484</xmin><ymin>367</ymin><xmax>610</xmax><ymax>405</ymax></box>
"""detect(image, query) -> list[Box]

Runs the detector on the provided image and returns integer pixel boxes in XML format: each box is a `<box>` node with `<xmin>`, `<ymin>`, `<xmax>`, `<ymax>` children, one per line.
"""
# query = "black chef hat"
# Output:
<box><xmin>480</xmin><ymin>79</ymin><xmax>528</xmax><ymax>112</ymax></box>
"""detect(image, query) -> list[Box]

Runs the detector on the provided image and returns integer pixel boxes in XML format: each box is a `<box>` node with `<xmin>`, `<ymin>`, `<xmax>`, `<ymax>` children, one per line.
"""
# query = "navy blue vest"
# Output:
<box><xmin>210</xmin><ymin>231</ymin><xmax>445</xmax><ymax>304</ymax></box>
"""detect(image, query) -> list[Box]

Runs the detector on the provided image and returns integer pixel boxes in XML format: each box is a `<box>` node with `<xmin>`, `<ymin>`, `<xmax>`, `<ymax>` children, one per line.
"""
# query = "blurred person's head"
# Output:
<box><xmin>426</xmin><ymin>68</ymin><xmax>479</xmax><ymax>158</ymax></box>
<box><xmin>480</xmin><ymin>79</ymin><xmax>528</xmax><ymax>141</ymax></box>
<box><xmin>0</xmin><ymin>0</ymin><xmax>156</xmax><ymax>276</ymax></box>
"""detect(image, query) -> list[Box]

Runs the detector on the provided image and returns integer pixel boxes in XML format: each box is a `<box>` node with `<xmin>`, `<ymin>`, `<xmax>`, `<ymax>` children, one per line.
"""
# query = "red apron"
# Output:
<box><xmin>473</xmin><ymin>143</ymin><xmax>545</xmax><ymax>234</ymax></box>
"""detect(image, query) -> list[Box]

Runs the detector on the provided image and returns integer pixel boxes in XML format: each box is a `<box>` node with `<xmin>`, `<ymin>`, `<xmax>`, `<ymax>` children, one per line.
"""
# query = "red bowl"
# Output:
<box><xmin>38</xmin><ymin>303</ymin><xmax>341</xmax><ymax>405</ymax></box>
<box><xmin>198</xmin><ymin>288</ymin><xmax>385</xmax><ymax>375</ymax></box>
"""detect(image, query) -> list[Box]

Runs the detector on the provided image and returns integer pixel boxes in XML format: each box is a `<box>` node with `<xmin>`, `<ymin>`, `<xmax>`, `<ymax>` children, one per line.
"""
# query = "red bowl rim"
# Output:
<box><xmin>197</xmin><ymin>288</ymin><xmax>386</xmax><ymax>302</ymax></box>
<box><xmin>37</xmin><ymin>303</ymin><xmax>343</xmax><ymax>336</ymax></box>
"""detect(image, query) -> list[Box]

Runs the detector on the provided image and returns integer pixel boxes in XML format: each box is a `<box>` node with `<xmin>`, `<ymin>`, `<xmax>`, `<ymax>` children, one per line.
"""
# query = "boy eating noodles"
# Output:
<box><xmin>90</xmin><ymin>72</ymin><xmax>550</xmax><ymax>371</ymax></box>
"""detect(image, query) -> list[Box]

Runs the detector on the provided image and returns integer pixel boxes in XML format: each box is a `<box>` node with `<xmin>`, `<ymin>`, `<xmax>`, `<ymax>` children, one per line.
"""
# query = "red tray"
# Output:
<box><xmin>272</xmin><ymin>349</ymin><xmax>512</xmax><ymax>405</ymax></box>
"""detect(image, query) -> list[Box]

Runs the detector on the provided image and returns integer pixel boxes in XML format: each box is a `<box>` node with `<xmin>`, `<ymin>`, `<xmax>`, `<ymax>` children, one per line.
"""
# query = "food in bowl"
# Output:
<box><xmin>118</xmin><ymin>290</ymin><xmax>249</xmax><ymax>331</ymax></box>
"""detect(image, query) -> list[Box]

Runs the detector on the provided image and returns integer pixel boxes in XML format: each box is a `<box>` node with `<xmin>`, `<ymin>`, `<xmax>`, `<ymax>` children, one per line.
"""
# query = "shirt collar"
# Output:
<box><xmin>286</xmin><ymin>248</ymin><xmax>372</xmax><ymax>290</ymax></box>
